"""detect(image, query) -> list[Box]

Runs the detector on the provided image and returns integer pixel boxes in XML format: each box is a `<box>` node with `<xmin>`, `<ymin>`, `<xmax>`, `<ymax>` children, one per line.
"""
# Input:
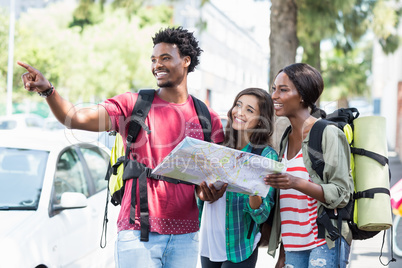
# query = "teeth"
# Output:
<box><xmin>235</xmin><ymin>117</ymin><xmax>245</xmax><ymax>123</ymax></box>
<box><xmin>274</xmin><ymin>104</ymin><xmax>283</xmax><ymax>108</ymax></box>
<box><xmin>155</xmin><ymin>72</ymin><xmax>167</xmax><ymax>78</ymax></box>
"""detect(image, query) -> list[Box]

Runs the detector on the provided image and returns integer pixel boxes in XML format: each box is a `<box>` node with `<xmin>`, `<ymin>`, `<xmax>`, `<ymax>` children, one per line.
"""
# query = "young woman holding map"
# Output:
<box><xmin>196</xmin><ymin>87</ymin><xmax>278</xmax><ymax>267</ymax></box>
<box><xmin>264</xmin><ymin>63</ymin><xmax>354</xmax><ymax>268</ymax></box>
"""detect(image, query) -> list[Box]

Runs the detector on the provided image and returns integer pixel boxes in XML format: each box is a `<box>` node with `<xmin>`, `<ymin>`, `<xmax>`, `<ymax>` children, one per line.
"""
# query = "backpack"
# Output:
<box><xmin>291</xmin><ymin>107</ymin><xmax>395</xmax><ymax>265</ymax></box>
<box><xmin>302</xmin><ymin>108</ymin><xmax>392</xmax><ymax>241</ymax></box>
<box><xmin>100</xmin><ymin>89</ymin><xmax>213</xmax><ymax>247</ymax></box>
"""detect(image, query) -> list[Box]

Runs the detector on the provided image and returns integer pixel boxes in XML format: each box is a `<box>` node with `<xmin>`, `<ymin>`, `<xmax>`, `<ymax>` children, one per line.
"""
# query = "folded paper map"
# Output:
<box><xmin>152</xmin><ymin>137</ymin><xmax>286</xmax><ymax>196</ymax></box>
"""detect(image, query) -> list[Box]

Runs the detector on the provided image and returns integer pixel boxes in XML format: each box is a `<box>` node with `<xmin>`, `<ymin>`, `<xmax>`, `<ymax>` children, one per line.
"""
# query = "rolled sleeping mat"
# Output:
<box><xmin>353</xmin><ymin>116</ymin><xmax>392</xmax><ymax>231</ymax></box>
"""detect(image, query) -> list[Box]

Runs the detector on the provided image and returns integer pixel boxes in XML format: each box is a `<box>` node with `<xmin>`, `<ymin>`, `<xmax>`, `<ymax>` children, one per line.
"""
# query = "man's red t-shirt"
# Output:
<box><xmin>100</xmin><ymin>92</ymin><xmax>224</xmax><ymax>234</ymax></box>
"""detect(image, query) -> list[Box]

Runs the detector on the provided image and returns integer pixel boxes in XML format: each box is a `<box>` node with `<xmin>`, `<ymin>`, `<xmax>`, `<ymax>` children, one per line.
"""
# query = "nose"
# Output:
<box><xmin>271</xmin><ymin>89</ymin><xmax>278</xmax><ymax>99</ymax></box>
<box><xmin>152</xmin><ymin>59</ymin><xmax>163</xmax><ymax>70</ymax></box>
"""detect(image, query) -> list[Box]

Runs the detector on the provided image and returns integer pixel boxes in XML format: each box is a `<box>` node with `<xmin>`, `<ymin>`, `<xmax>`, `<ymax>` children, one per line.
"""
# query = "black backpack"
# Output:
<box><xmin>283</xmin><ymin>107</ymin><xmax>395</xmax><ymax>266</ymax></box>
<box><xmin>101</xmin><ymin>89</ymin><xmax>212</xmax><ymax>246</ymax></box>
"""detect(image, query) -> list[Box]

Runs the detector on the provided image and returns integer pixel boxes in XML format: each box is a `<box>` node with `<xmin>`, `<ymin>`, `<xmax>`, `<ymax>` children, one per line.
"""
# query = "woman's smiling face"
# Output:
<box><xmin>271</xmin><ymin>71</ymin><xmax>303</xmax><ymax>117</ymax></box>
<box><xmin>231</xmin><ymin>94</ymin><xmax>261</xmax><ymax>132</ymax></box>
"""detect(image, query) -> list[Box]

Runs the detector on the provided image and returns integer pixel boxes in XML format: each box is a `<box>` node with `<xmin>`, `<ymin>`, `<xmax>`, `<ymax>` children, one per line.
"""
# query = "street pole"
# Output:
<box><xmin>6</xmin><ymin>0</ymin><xmax>15</xmax><ymax>116</ymax></box>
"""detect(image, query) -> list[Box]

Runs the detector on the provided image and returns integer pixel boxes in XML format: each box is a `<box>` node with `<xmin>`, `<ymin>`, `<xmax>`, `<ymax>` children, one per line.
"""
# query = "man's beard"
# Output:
<box><xmin>157</xmin><ymin>80</ymin><xmax>174</xmax><ymax>88</ymax></box>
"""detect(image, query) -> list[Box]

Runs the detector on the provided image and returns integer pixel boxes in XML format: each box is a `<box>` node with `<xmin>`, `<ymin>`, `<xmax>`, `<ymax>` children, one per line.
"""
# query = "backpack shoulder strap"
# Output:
<box><xmin>279</xmin><ymin>125</ymin><xmax>292</xmax><ymax>155</ymax></box>
<box><xmin>191</xmin><ymin>95</ymin><xmax>212</xmax><ymax>142</ymax></box>
<box><xmin>308</xmin><ymin>119</ymin><xmax>331</xmax><ymax>180</ymax></box>
<box><xmin>125</xmin><ymin>89</ymin><xmax>155</xmax><ymax>157</ymax></box>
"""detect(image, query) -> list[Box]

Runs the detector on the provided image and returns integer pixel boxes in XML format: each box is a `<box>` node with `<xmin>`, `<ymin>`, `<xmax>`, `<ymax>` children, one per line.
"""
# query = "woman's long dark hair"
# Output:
<box><xmin>223</xmin><ymin>88</ymin><xmax>274</xmax><ymax>149</ymax></box>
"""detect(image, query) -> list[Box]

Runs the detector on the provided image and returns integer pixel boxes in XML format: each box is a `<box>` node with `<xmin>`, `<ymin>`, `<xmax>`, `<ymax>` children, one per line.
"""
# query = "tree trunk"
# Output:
<box><xmin>269</xmin><ymin>0</ymin><xmax>298</xmax><ymax>152</ymax></box>
<box><xmin>303</xmin><ymin>41</ymin><xmax>321</xmax><ymax>108</ymax></box>
<box><xmin>269</xmin><ymin>0</ymin><xmax>298</xmax><ymax>86</ymax></box>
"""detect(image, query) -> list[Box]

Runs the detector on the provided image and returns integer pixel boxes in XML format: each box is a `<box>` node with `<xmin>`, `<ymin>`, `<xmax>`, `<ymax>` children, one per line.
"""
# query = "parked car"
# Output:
<box><xmin>0</xmin><ymin>113</ymin><xmax>45</xmax><ymax>130</ymax></box>
<box><xmin>0</xmin><ymin>130</ymin><xmax>118</xmax><ymax>268</ymax></box>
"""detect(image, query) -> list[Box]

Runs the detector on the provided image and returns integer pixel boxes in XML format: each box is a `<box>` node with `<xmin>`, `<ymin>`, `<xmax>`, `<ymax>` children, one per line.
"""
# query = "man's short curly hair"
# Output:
<box><xmin>152</xmin><ymin>26</ymin><xmax>203</xmax><ymax>73</ymax></box>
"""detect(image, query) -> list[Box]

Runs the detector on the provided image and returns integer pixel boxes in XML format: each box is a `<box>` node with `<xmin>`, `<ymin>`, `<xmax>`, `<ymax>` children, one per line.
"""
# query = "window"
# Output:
<box><xmin>79</xmin><ymin>147</ymin><xmax>109</xmax><ymax>193</ymax></box>
<box><xmin>53</xmin><ymin>148</ymin><xmax>88</xmax><ymax>205</ymax></box>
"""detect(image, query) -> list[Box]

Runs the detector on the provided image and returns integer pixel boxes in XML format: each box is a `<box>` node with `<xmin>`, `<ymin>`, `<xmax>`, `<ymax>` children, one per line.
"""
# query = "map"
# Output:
<box><xmin>152</xmin><ymin>137</ymin><xmax>286</xmax><ymax>196</ymax></box>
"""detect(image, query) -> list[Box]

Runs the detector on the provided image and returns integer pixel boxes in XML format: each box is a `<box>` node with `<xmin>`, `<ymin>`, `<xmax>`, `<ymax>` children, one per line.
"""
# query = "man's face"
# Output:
<box><xmin>151</xmin><ymin>42</ymin><xmax>190</xmax><ymax>88</ymax></box>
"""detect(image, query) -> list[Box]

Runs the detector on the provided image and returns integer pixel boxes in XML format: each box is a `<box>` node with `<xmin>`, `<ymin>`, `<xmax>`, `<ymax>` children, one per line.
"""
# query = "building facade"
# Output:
<box><xmin>372</xmin><ymin>21</ymin><xmax>402</xmax><ymax>159</ymax></box>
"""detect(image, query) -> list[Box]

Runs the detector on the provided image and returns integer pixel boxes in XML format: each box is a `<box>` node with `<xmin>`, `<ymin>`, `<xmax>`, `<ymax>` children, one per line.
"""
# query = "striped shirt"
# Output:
<box><xmin>280</xmin><ymin>145</ymin><xmax>326</xmax><ymax>251</ymax></box>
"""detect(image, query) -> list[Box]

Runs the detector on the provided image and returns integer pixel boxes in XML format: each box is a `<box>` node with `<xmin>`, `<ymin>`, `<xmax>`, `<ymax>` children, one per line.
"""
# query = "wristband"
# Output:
<box><xmin>38</xmin><ymin>83</ymin><xmax>55</xmax><ymax>98</ymax></box>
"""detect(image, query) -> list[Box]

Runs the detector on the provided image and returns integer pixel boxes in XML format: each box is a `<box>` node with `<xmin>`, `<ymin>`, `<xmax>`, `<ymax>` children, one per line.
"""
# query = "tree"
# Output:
<box><xmin>269</xmin><ymin>0</ymin><xmax>401</xmax><ymax>87</ymax></box>
<box><xmin>268</xmin><ymin>0</ymin><xmax>401</xmax><ymax>143</ymax></box>
<box><xmin>269</xmin><ymin>0</ymin><xmax>298</xmax><ymax>85</ymax></box>
<box><xmin>71</xmin><ymin>0</ymin><xmax>172</xmax><ymax>31</ymax></box>
<box><xmin>10</xmin><ymin>1</ymin><xmax>172</xmax><ymax>109</ymax></box>
<box><xmin>321</xmin><ymin>41</ymin><xmax>373</xmax><ymax>107</ymax></box>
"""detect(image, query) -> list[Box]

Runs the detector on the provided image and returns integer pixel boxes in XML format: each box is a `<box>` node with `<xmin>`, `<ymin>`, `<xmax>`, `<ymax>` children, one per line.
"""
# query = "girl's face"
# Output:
<box><xmin>271</xmin><ymin>72</ymin><xmax>303</xmax><ymax>117</ymax></box>
<box><xmin>231</xmin><ymin>94</ymin><xmax>261</xmax><ymax>131</ymax></box>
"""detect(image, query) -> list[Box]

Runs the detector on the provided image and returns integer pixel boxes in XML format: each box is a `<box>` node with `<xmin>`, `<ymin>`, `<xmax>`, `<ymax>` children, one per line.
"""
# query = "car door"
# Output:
<box><xmin>74</xmin><ymin>145</ymin><xmax>118</xmax><ymax>267</ymax></box>
<box><xmin>50</xmin><ymin>146</ymin><xmax>94</xmax><ymax>267</ymax></box>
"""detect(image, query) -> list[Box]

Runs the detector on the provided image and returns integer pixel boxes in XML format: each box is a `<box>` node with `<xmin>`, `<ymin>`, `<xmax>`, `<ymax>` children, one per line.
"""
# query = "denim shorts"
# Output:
<box><xmin>284</xmin><ymin>238</ymin><xmax>350</xmax><ymax>268</ymax></box>
<box><xmin>115</xmin><ymin>230</ymin><xmax>199</xmax><ymax>268</ymax></box>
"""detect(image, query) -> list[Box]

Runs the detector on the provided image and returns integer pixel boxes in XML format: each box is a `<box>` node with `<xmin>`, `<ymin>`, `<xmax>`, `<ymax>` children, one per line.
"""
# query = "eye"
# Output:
<box><xmin>163</xmin><ymin>56</ymin><xmax>170</xmax><ymax>61</ymax></box>
<box><xmin>151</xmin><ymin>58</ymin><xmax>156</xmax><ymax>63</ymax></box>
<box><xmin>247</xmin><ymin>109</ymin><xmax>254</xmax><ymax>113</ymax></box>
<box><xmin>236</xmin><ymin>103</ymin><xmax>241</xmax><ymax>108</ymax></box>
<box><xmin>271</xmin><ymin>86</ymin><xmax>276</xmax><ymax>92</ymax></box>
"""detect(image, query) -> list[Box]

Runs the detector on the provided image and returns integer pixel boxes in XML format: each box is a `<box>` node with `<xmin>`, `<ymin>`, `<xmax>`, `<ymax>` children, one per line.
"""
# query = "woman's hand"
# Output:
<box><xmin>196</xmin><ymin>182</ymin><xmax>227</xmax><ymax>203</ymax></box>
<box><xmin>264</xmin><ymin>173</ymin><xmax>326</xmax><ymax>203</ymax></box>
<box><xmin>275</xmin><ymin>243</ymin><xmax>286</xmax><ymax>268</ymax></box>
<box><xmin>249</xmin><ymin>195</ymin><xmax>262</xmax><ymax>209</ymax></box>
<box><xmin>264</xmin><ymin>173</ymin><xmax>299</xmax><ymax>190</ymax></box>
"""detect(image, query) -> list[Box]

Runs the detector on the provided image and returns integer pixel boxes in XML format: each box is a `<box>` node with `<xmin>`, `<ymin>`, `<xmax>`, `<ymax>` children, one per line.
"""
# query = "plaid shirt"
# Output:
<box><xmin>198</xmin><ymin>144</ymin><xmax>277</xmax><ymax>263</ymax></box>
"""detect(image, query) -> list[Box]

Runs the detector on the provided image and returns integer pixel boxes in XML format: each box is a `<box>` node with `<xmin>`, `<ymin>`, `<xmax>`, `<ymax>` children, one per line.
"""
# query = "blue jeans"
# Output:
<box><xmin>115</xmin><ymin>230</ymin><xmax>199</xmax><ymax>268</ymax></box>
<box><xmin>285</xmin><ymin>238</ymin><xmax>350</xmax><ymax>268</ymax></box>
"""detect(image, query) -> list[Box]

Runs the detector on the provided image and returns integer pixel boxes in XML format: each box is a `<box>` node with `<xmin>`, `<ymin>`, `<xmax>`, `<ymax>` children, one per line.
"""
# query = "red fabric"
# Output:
<box><xmin>100</xmin><ymin>92</ymin><xmax>224</xmax><ymax>234</ymax></box>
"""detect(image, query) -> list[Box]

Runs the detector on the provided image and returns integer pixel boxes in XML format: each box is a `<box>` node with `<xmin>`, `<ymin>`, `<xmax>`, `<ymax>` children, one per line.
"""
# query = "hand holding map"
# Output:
<box><xmin>152</xmin><ymin>137</ymin><xmax>286</xmax><ymax>196</ymax></box>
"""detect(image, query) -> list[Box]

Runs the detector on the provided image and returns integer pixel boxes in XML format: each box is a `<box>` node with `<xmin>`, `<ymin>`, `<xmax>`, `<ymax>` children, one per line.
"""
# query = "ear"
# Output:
<box><xmin>183</xmin><ymin>56</ymin><xmax>191</xmax><ymax>68</ymax></box>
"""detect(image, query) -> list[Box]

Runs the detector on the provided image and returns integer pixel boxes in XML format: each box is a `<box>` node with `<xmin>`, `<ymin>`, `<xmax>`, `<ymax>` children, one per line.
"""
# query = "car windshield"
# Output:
<box><xmin>0</xmin><ymin>147</ymin><xmax>49</xmax><ymax>210</ymax></box>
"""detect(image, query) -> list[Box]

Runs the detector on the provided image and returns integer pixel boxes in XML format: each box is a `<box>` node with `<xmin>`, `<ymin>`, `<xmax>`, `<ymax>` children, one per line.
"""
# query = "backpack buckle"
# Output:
<box><xmin>145</xmin><ymin>167</ymin><xmax>153</xmax><ymax>178</ymax></box>
<box><xmin>327</xmin><ymin>230</ymin><xmax>340</xmax><ymax>241</ymax></box>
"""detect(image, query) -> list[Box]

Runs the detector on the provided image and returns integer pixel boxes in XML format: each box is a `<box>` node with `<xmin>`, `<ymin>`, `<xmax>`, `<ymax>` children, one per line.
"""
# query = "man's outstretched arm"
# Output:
<box><xmin>18</xmin><ymin>61</ymin><xmax>111</xmax><ymax>132</ymax></box>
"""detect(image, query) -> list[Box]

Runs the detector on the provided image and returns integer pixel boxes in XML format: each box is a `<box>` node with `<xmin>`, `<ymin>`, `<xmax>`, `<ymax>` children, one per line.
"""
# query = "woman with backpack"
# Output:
<box><xmin>196</xmin><ymin>87</ymin><xmax>278</xmax><ymax>267</ymax></box>
<box><xmin>264</xmin><ymin>63</ymin><xmax>354</xmax><ymax>268</ymax></box>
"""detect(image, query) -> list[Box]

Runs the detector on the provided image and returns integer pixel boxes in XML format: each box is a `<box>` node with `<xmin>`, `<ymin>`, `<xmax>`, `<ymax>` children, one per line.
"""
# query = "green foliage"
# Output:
<box><xmin>5</xmin><ymin>1</ymin><xmax>172</xmax><ymax>108</ymax></box>
<box><xmin>321</xmin><ymin>42</ymin><xmax>373</xmax><ymax>101</ymax></box>
<box><xmin>295</xmin><ymin>0</ymin><xmax>401</xmax><ymax>101</ymax></box>
<box><xmin>69</xmin><ymin>0</ymin><xmax>103</xmax><ymax>31</ymax></box>
<box><xmin>137</xmin><ymin>4</ymin><xmax>173</xmax><ymax>28</ymax></box>
<box><xmin>379</xmin><ymin>34</ymin><xmax>400</xmax><ymax>54</ymax></box>
<box><xmin>72</xmin><ymin>0</ymin><xmax>175</xmax><ymax>29</ymax></box>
